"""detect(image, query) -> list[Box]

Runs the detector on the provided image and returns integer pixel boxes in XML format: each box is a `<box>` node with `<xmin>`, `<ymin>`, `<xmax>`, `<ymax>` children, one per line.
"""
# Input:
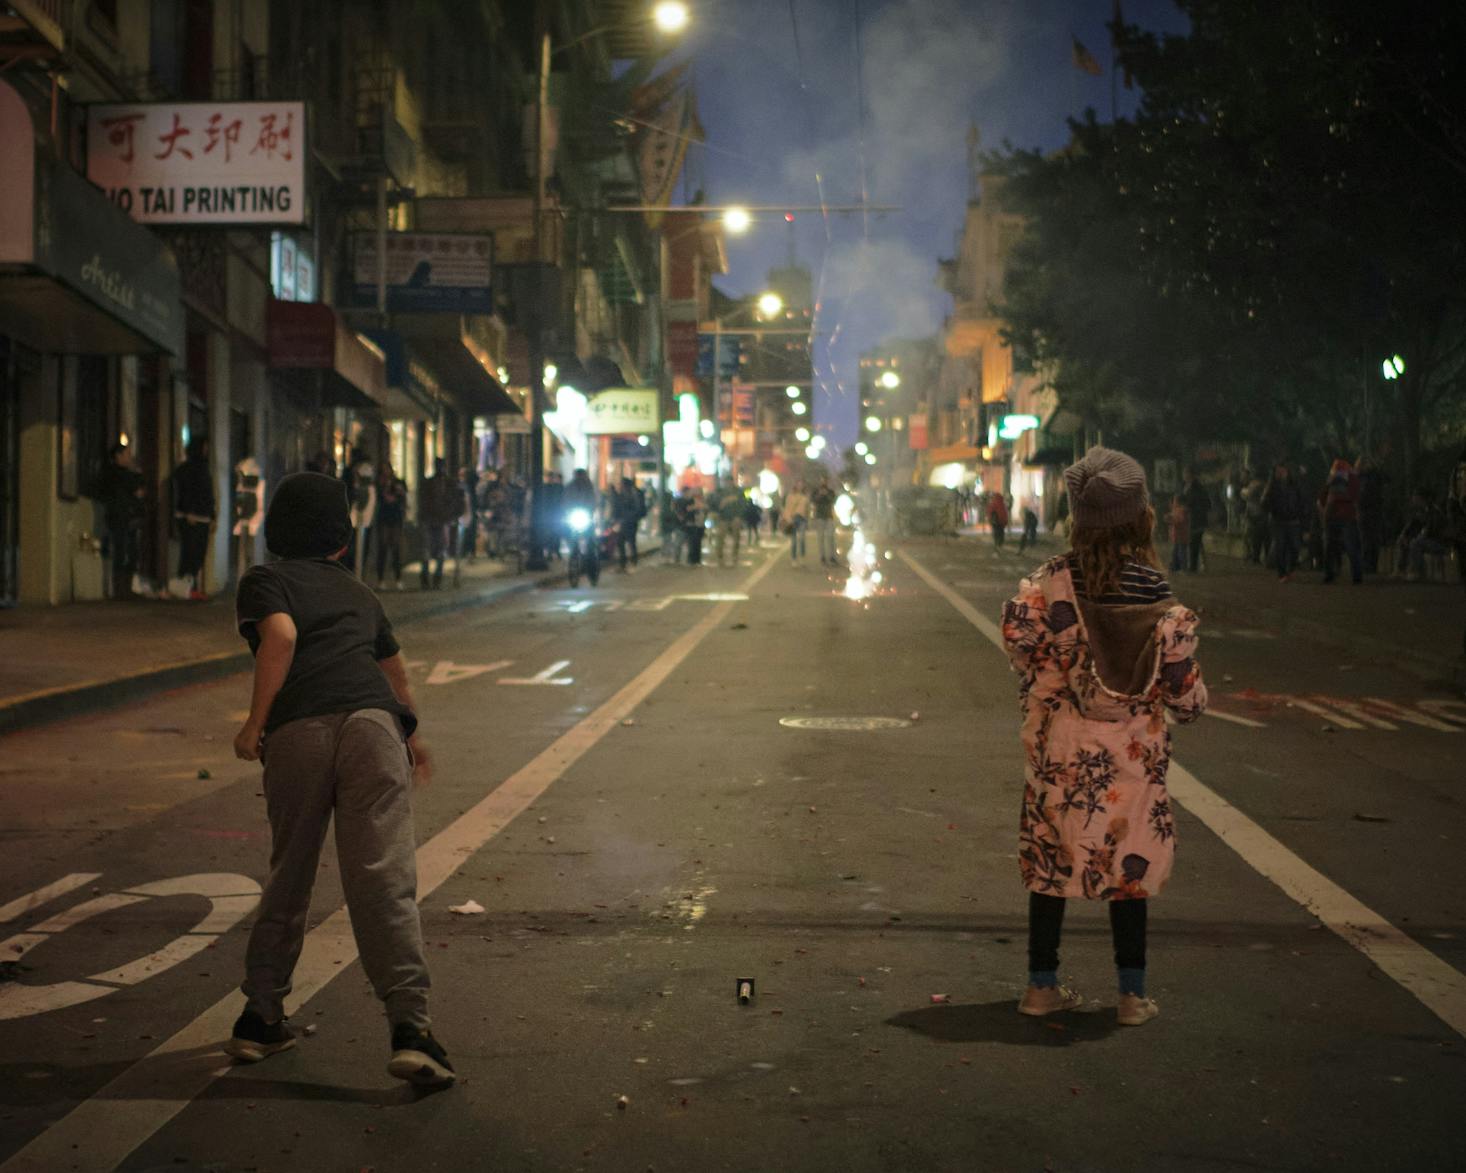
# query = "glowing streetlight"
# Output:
<box><xmin>543</xmin><ymin>363</ymin><xmax>558</xmax><ymax>387</ymax></box>
<box><xmin>723</xmin><ymin>206</ymin><xmax>751</xmax><ymax>235</ymax></box>
<box><xmin>854</xmin><ymin>441</ymin><xmax>869</xmax><ymax>456</ymax></box>
<box><xmin>757</xmin><ymin>291</ymin><xmax>784</xmax><ymax>318</ymax></box>
<box><xmin>864</xmin><ymin>453</ymin><xmax>877</xmax><ymax>465</ymax></box>
<box><xmin>790</xmin><ymin>401</ymin><xmax>807</xmax><ymax>416</ymax></box>
<box><xmin>698</xmin><ymin>419</ymin><xmax>715</xmax><ymax>439</ymax></box>
<box><xmin>879</xmin><ymin>370</ymin><xmax>901</xmax><ymax>389</ymax></box>
<box><xmin>795</xmin><ymin>426</ymin><xmax>811</xmax><ymax>442</ymax></box>
<box><xmin>636</xmin><ymin>434</ymin><xmax>650</xmax><ymax>446</ymax></box>
<box><xmin>652</xmin><ymin>1</ymin><xmax>690</xmax><ymax>33</ymax></box>
<box><xmin>864</xmin><ymin>415</ymin><xmax>882</xmax><ymax>433</ymax></box>
<box><xmin>811</xmin><ymin>434</ymin><xmax>827</xmax><ymax>450</ymax></box>
<box><xmin>785</xmin><ymin>385</ymin><xmax>801</xmax><ymax>398</ymax></box>
<box><xmin>805</xmin><ymin>445</ymin><xmax>820</xmax><ymax>459</ymax></box>
<box><xmin>1382</xmin><ymin>354</ymin><xmax>1405</xmax><ymax>380</ymax></box>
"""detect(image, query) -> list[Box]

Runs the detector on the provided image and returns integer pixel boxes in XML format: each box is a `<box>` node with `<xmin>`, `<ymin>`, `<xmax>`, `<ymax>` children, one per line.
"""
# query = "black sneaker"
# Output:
<box><xmin>224</xmin><ymin>1008</ymin><xmax>296</xmax><ymax>1062</ymax></box>
<box><xmin>388</xmin><ymin>1023</ymin><xmax>456</xmax><ymax>1086</ymax></box>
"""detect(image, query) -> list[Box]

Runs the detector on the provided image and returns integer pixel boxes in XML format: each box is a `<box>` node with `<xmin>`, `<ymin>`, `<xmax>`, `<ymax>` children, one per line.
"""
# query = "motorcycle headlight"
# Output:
<box><xmin>568</xmin><ymin>508</ymin><xmax>592</xmax><ymax>533</ymax></box>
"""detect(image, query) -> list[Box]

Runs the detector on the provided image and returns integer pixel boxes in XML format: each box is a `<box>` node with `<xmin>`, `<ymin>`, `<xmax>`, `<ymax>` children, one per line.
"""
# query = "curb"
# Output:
<box><xmin>0</xmin><ymin>545</ymin><xmax>655</xmax><ymax>736</ymax></box>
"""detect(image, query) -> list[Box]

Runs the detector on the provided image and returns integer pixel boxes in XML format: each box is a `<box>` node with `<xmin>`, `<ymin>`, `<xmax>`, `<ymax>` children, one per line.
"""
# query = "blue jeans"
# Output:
<box><xmin>1273</xmin><ymin>520</ymin><xmax>1301</xmax><ymax>578</ymax></box>
<box><xmin>789</xmin><ymin>516</ymin><xmax>807</xmax><ymax>560</ymax></box>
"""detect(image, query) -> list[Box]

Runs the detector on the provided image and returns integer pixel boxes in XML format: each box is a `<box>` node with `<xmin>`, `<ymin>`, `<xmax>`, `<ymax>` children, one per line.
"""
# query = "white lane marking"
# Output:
<box><xmin>498</xmin><ymin>660</ymin><xmax>574</xmax><ymax>686</ymax></box>
<box><xmin>1325</xmin><ymin>699</ymin><xmax>1397</xmax><ymax>730</ymax></box>
<box><xmin>0</xmin><ymin>874</ymin><xmax>103</xmax><ymax>924</ymax></box>
<box><xmin>899</xmin><ymin>548</ymin><xmax>1466</xmax><ymax>1041</ymax></box>
<box><xmin>425</xmin><ymin>660</ymin><xmax>512</xmax><ymax>686</ymax></box>
<box><xmin>1204</xmin><ymin>710</ymin><xmax>1267</xmax><ymax>729</ymax></box>
<box><xmin>0</xmin><ymin>552</ymin><xmax>781</xmax><ymax>1173</ymax></box>
<box><xmin>1418</xmin><ymin>699</ymin><xmax>1466</xmax><ymax>726</ymax></box>
<box><xmin>626</xmin><ymin>597</ymin><xmax>674</xmax><ymax>611</ymax></box>
<box><xmin>565</xmin><ymin>600</ymin><xmax>594</xmax><ymax>613</ymax></box>
<box><xmin>1288</xmin><ymin>696</ymin><xmax>1366</xmax><ymax>729</ymax></box>
<box><xmin>0</xmin><ymin>875</ymin><xmax>260</xmax><ymax>1021</ymax></box>
<box><xmin>1363</xmin><ymin>698</ymin><xmax>1459</xmax><ymax>732</ymax></box>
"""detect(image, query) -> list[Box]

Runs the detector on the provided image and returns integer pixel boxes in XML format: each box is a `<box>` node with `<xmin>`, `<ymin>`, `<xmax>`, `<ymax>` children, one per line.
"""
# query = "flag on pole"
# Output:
<box><xmin>1112</xmin><ymin>0</ymin><xmax>1134</xmax><ymax>89</ymax></box>
<box><xmin>1071</xmin><ymin>35</ymin><xmax>1102</xmax><ymax>77</ymax></box>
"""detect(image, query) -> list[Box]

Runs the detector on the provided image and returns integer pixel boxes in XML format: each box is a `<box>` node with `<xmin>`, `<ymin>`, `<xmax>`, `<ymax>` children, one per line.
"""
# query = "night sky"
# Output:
<box><xmin>665</xmin><ymin>0</ymin><xmax>1190</xmax><ymax>452</ymax></box>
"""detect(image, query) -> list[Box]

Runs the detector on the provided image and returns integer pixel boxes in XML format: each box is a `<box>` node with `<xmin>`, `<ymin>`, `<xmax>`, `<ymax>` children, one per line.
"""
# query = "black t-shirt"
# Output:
<box><xmin>236</xmin><ymin>558</ymin><xmax>416</xmax><ymax>737</ymax></box>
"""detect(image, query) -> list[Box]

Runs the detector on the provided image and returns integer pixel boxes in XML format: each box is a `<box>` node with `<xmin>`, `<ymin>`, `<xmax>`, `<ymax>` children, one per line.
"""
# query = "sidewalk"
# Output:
<box><xmin>0</xmin><ymin>554</ymin><xmax>579</xmax><ymax>734</ymax></box>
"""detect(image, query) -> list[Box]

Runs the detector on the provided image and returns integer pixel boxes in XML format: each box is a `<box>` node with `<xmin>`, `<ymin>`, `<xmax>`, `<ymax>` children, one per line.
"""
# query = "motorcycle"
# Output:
<box><xmin>565</xmin><ymin>506</ymin><xmax>600</xmax><ymax>588</ymax></box>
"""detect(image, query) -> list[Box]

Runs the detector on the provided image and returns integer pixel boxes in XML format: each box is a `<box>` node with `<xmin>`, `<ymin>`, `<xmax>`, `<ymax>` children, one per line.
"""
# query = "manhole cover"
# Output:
<box><xmin>778</xmin><ymin>716</ymin><xmax>912</xmax><ymax>731</ymax></box>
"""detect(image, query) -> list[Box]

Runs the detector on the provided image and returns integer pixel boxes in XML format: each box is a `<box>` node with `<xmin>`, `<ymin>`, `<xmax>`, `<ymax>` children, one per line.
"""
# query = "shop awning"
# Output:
<box><xmin>395</xmin><ymin>313</ymin><xmax>520</xmax><ymax>417</ymax></box>
<box><xmin>925</xmin><ymin>442</ymin><xmax>982</xmax><ymax>464</ymax></box>
<box><xmin>363</xmin><ymin>329</ymin><xmax>445</xmax><ymax>421</ymax></box>
<box><xmin>0</xmin><ymin>81</ymin><xmax>183</xmax><ymax>355</ymax></box>
<box><xmin>266</xmin><ymin>299</ymin><xmax>387</xmax><ymax>410</ymax></box>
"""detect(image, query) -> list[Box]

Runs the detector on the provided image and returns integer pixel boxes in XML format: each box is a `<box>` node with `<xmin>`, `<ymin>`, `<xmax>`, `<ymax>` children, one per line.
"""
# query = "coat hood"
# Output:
<box><xmin>1030</xmin><ymin>558</ymin><xmax>1187</xmax><ymax>721</ymax></box>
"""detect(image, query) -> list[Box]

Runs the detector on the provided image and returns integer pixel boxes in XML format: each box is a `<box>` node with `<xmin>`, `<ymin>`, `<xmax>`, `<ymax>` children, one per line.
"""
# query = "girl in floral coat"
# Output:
<box><xmin>1001</xmin><ymin>447</ymin><xmax>1207</xmax><ymax>1026</ymax></box>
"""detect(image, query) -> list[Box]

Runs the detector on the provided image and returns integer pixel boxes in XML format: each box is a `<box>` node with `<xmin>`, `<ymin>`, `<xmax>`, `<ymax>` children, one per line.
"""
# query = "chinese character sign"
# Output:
<box><xmin>583</xmin><ymin>389</ymin><xmax>660</xmax><ymax>435</ymax></box>
<box><xmin>86</xmin><ymin>102</ymin><xmax>306</xmax><ymax>225</ymax></box>
<box><xmin>351</xmin><ymin>232</ymin><xmax>493</xmax><ymax>313</ymax></box>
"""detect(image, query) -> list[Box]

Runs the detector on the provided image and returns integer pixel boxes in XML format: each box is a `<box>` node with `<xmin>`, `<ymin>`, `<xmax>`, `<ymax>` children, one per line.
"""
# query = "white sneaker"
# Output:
<box><xmin>1117</xmin><ymin>994</ymin><xmax>1160</xmax><ymax>1026</ymax></box>
<box><xmin>1017</xmin><ymin>984</ymin><xmax>1084</xmax><ymax>1016</ymax></box>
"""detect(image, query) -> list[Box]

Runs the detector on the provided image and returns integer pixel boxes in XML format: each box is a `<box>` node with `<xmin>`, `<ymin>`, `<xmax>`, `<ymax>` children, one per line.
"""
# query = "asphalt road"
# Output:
<box><xmin>0</xmin><ymin>533</ymin><xmax>1462</xmax><ymax>1172</ymax></box>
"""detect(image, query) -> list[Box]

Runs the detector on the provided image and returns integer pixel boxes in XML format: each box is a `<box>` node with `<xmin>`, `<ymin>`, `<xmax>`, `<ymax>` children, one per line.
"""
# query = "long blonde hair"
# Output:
<box><xmin>1068</xmin><ymin>505</ymin><xmax>1161</xmax><ymax>598</ymax></box>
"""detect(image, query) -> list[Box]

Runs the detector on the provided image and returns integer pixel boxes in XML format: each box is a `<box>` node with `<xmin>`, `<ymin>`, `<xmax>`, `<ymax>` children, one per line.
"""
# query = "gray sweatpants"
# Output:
<box><xmin>242</xmin><ymin>708</ymin><xmax>431</xmax><ymax>1030</ymax></box>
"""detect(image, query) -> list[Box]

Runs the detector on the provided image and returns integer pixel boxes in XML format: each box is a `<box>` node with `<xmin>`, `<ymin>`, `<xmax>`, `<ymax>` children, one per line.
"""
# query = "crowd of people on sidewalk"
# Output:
<box><xmin>1161</xmin><ymin>451</ymin><xmax>1466</xmax><ymax>596</ymax></box>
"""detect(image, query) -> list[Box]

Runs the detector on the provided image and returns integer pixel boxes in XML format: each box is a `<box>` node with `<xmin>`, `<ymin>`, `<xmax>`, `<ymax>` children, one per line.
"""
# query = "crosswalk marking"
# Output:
<box><xmin>1287</xmin><ymin>697</ymin><xmax>1366</xmax><ymax>729</ymax></box>
<box><xmin>1364</xmin><ymin>698</ymin><xmax>1458</xmax><ymax>731</ymax></box>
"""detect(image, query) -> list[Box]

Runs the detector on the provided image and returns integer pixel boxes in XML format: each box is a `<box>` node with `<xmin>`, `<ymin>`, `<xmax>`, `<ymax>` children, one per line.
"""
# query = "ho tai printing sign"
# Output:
<box><xmin>583</xmin><ymin>388</ymin><xmax>660</xmax><ymax>435</ymax></box>
<box><xmin>86</xmin><ymin>101</ymin><xmax>306</xmax><ymax>225</ymax></box>
<box><xmin>352</xmin><ymin>232</ymin><xmax>493</xmax><ymax>313</ymax></box>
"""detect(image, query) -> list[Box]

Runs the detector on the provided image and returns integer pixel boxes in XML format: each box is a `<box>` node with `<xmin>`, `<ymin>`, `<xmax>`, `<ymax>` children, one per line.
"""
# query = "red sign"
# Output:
<box><xmin>908</xmin><ymin>412</ymin><xmax>929</xmax><ymax>450</ymax></box>
<box><xmin>732</xmin><ymin>384</ymin><xmax>756</xmax><ymax>427</ymax></box>
<box><xmin>667</xmin><ymin>320</ymin><xmax>699</xmax><ymax>378</ymax></box>
<box><xmin>266</xmin><ymin>299</ymin><xmax>335</xmax><ymax>368</ymax></box>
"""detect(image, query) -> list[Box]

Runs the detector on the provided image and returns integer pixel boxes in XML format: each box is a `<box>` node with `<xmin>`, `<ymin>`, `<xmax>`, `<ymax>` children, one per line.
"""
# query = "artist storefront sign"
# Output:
<box><xmin>86</xmin><ymin>101</ymin><xmax>306</xmax><ymax>225</ymax></box>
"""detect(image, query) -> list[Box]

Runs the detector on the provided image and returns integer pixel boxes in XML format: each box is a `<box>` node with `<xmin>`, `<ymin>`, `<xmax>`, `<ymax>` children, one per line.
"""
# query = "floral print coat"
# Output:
<box><xmin>1001</xmin><ymin>557</ymin><xmax>1207</xmax><ymax>901</ymax></box>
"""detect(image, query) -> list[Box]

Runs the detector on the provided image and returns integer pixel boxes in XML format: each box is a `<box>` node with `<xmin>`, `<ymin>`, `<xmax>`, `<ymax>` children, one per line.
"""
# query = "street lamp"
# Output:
<box><xmin>879</xmin><ymin>370</ymin><xmax>901</xmax><ymax>389</ymax></box>
<box><xmin>864</xmin><ymin>453</ymin><xmax>877</xmax><ymax>465</ymax></box>
<box><xmin>865</xmin><ymin>415</ymin><xmax>882</xmax><ymax>433</ymax></box>
<box><xmin>790</xmin><ymin>400</ymin><xmax>807</xmax><ymax>416</ymax></box>
<box><xmin>757</xmin><ymin>291</ymin><xmax>784</xmax><ymax>318</ymax></box>
<box><xmin>652</xmin><ymin>1</ymin><xmax>690</xmax><ymax>32</ymax></box>
<box><xmin>785</xmin><ymin>385</ymin><xmax>800</xmax><ymax>398</ymax></box>
<box><xmin>795</xmin><ymin>426</ymin><xmax>811</xmax><ymax>442</ymax></box>
<box><xmin>854</xmin><ymin>441</ymin><xmax>868</xmax><ymax>455</ymax></box>
<box><xmin>1382</xmin><ymin>354</ymin><xmax>1405</xmax><ymax>380</ymax></box>
<box><xmin>723</xmin><ymin>206</ymin><xmax>751</xmax><ymax>234</ymax></box>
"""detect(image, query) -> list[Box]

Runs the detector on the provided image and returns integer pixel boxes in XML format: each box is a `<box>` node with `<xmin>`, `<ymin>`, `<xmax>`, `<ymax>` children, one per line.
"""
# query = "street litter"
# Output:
<box><xmin>621</xmin><ymin>718</ymin><xmax>636</xmax><ymax>726</ymax></box>
<box><xmin>910</xmin><ymin>711</ymin><xmax>920</xmax><ymax>721</ymax></box>
<box><xmin>1353</xmin><ymin>812</ymin><xmax>1391</xmax><ymax>823</ymax></box>
<box><xmin>616</xmin><ymin>1094</ymin><xmax>630</xmax><ymax>1110</ymax></box>
<box><xmin>930</xmin><ymin>993</ymin><xmax>950</xmax><ymax>1004</ymax></box>
<box><xmin>449</xmin><ymin>900</ymin><xmax>486</xmax><ymax>915</ymax></box>
<box><xmin>737</xmin><ymin>978</ymin><xmax>755</xmax><ymax>1004</ymax></box>
<box><xmin>197</xmin><ymin>768</ymin><xmax>212</xmax><ymax>779</ymax></box>
<box><xmin>303</xmin><ymin>1024</ymin><xmax>317</xmax><ymax>1036</ymax></box>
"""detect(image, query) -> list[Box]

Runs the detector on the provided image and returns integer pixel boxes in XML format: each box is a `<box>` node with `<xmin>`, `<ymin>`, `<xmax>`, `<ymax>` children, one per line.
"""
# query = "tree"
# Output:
<box><xmin>992</xmin><ymin>1</ymin><xmax>1466</xmax><ymax>486</ymax></box>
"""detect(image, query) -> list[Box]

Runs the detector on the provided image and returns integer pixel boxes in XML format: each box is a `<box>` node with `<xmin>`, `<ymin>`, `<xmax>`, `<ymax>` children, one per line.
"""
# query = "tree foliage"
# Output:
<box><xmin>991</xmin><ymin>1</ymin><xmax>1466</xmax><ymax>483</ymax></box>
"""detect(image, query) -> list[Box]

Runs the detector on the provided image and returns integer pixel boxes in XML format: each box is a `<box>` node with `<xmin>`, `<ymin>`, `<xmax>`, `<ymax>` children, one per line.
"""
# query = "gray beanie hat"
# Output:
<box><xmin>1063</xmin><ymin>446</ymin><xmax>1149</xmax><ymax>529</ymax></box>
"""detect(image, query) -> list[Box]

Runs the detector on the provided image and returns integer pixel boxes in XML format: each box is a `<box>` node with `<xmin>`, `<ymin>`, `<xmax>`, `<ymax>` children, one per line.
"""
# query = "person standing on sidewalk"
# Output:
<box><xmin>711</xmin><ymin>478</ymin><xmax>745</xmax><ymax>567</ymax></box>
<box><xmin>1165</xmin><ymin>493</ymin><xmax>1190</xmax><ymax>574</ymax></box>
<box><xmin>1018</xmin><ymin>500</ymin><xmax>1040</xmax><ymax>553</ymax></box>
<box><xmin>766</xmin><ymin>488</ymin><xmax>783</xmax><ymax>540</ymax></box>
<box><xmin>92</xmin><ymin>442</ymin><xmax>146</xmax><ymax>600</ymax></box>
<box><xmin>1263</xmin><ymin>463</ymin><xmax>1305</xmax><ymax>581</ymax></box>
<box><xmin>811</xmin><ymin>478</ymin><xmax>839</xmax><ymax>565</ymax></box>
<box><xmin>1356</xmin><ymin>455</ymin><xmax>1386</xmax><ymax>575</ymax></box>
<box><xmin>1002</xmin><ymin>447</ymin><xmax>1207</xmax><ymax>1027</ymax></box>
<box><xmin>373</xmin><ymin>462</ymin><xmax>407</xmax><ymax>590</ymax></box>
<box><xmin>783</xmin><ymin>481</ymin><xmax>812</xmax><ymax>563</ymax></box>
<box><xmin>418</xmin><ymin>462</ymin><xmax>463</xmax><ymax>590</ymax></box>
<box><xmin>987</xmin><ymin>491</ymin><xmax>1010</xmax><ymax>549</ymax></box>
<box><xmin>229</xmin><ymin>471</ymin><xmax>454</xmax><ymax>1086</ymax></box>
<box><xmin>1446</xmin><ymin>448</ymin><xmax>1466</xmax><ymax>657</ymax></box>
<box><xmin>1181</xmin><ymin>468</ymin><xmax>1210</xmax><ymax>571</ymax></box>
<box><xmin>1318</xmin><ymin>458</ymin><xmax>1363</xmax><ymax>585</ymax></box>
<box><xmin>173</xmin><ymin>437</ymin><xmax>215</xmax><ymax>600</ymax></box>
<box><xmin>611</xmin><ymin>477</ymin><xmax>645</xmax><ymax>571</ymax></box>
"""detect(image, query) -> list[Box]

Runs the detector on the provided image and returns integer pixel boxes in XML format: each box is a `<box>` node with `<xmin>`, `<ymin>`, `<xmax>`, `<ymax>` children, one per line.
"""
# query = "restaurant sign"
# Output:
<box><xmin>352</xmin><ymin>232</ymin><xmax>493</xmax><ymax>313</ymax></box>
<box><xmin>86</xmin><ymin>101</ymin><xmax>306</xmax><ymax>225</ymax></box>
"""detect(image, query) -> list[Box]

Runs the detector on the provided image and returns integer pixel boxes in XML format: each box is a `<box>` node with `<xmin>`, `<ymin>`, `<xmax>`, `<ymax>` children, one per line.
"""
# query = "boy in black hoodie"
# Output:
<box><xmin>227</xmin><ymin>472</ymin><xmax>454</xmax><ymax>1086</ymax></box>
